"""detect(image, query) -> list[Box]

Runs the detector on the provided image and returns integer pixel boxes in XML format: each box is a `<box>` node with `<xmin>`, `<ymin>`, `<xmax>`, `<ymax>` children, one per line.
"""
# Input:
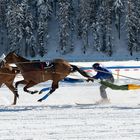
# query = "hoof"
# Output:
<box><xmin>38</xmin><ymin>99</ymin><xmax>42</xmax><ymax>102</ymax></box>
<box><xmin>31</xmin><ymin>90</ymin><xmax>38</xmax><ymax>94</ymax></box>
<box><xmin>39</xmin><ymin>91</ymin><xmax>43</xmax><ymax>94</ymax></box>
<box><xmin>16</xmin><ymin>94</ymin><xmax>19</xmax><ymax>98</ymax></box>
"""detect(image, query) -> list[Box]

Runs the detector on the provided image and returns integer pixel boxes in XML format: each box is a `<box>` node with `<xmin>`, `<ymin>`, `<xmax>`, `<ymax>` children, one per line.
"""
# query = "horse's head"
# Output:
<box><xmin>4</xmin><ymin>51</ymin><xmax>29</xmax><ymax>65</ymax></box>
<box><xmin>4</xmin><ymin>51</ymin><xmax>18</xmax><ymax>64</ymax></box>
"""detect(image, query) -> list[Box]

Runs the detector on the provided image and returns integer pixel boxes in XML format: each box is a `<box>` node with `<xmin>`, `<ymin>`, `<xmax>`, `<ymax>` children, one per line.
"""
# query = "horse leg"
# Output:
<box><xmin>38</xmin><ymin>81</ymin><xmax>59</xmax><ymax>102</ymax></box>
<box><xmin>15</xmin><ymin>80</ymin><xmax>28</xmax><ymax>95</ymax></box>
<box><xmin>23</xmin><ymin>81</ymin><xmax>38</xmax><ymax>94</ymax></box>
<box><xmin>15</xmin><ymin>80</ymin><xmax>28</xmax><ymax>89</ymax></box>
<box><xmin>71</xmin><ymin>65</ymin><xmax>90</xmax><ymax>78</ymax></box>
<box><xmin>15</xmin><ymin>80</ymin><xmax>38</xmax><ymax>94</ymax></box>
<box><xmin>39</xmin><ymin>87</ymin><xmax>51</xmax><ymax>94</ymax></box>
<box><xmin>5</xmin><ymin>83</ymin><xmax>19</xmax><ymax>105</ymax></box>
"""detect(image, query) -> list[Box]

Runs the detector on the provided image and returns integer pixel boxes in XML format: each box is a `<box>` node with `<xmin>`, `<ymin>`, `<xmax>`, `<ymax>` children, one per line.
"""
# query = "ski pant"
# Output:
<box><xmin>100</xmin><ymin>77</ymin><xmax>114</xmax><ymax>99</ymax></box>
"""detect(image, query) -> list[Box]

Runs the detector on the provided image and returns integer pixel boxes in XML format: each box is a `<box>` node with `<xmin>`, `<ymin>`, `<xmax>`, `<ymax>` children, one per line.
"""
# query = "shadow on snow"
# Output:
<box><xmin>0</xmin><ymin>104</ymin><xmax>140</xmax><ymax>112</ymax></box>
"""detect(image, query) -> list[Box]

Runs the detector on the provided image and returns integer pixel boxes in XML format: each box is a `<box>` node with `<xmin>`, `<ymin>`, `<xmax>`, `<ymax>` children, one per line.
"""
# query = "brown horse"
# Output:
<box><xmin>0</xmin><ymin>61</ymin><xmax>20</xmax><ymax>105</ymax></box>
<box><xmin>4</xmin><ymin>52</ymin><xmax>90</xmax><ymax>102</ymax></box>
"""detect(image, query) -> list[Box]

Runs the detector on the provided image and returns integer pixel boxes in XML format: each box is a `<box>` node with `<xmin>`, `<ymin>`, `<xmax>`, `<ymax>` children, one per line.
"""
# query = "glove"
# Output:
<box><xmin>86</xmin><ymin>78</ymin><xmax>94</xmax><ymax>82</ymax></box>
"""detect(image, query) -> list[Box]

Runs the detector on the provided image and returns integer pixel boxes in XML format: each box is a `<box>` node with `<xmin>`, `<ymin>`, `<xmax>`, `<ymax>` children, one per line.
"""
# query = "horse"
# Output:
<box><xmin>4</xmin><ymin>52</ymin><xmax>90</xmax><ymax>102</ymax></box>
<box><xmin>0</xmin><ymin>61</ymin><xmax>20</xmax><ymax>105</ymax></box>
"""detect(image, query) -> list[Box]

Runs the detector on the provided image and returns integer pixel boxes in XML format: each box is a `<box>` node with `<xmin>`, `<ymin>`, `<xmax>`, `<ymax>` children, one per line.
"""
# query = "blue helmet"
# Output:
<box><xmin>92</xmin><ymin>63</ymin><xmax>100</xmax><ymax>69</ymax></box>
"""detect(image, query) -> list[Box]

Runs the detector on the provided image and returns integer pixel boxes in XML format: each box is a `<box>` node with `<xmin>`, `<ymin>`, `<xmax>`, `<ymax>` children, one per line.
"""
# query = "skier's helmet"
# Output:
<box><xmin>92</xmin><ymin>63</ymin><xmax>100</xmax><ymax>69</ymax></box>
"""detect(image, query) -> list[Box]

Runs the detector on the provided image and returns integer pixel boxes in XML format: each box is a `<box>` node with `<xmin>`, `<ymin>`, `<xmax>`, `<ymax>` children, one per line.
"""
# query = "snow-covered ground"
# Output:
<box><xmin>0</xmin><ymin>61</ymin><xmax>140</xmax><ymax>140</ymax></box>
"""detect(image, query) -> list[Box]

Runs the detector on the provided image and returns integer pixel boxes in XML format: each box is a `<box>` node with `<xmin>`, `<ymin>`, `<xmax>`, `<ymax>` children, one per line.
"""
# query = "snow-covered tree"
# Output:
<box><xmin>134</xmin><ymin>0</ymin><xmax>140</xmax><ymax>52</ymax></box>
<box><xmin>96</xmin><ymin>1</ymin><xmax>107</xmax><ymax>52</ymax></box>
<box><xmin>114</xmin><ymin>0</ymin><xmax>124</xmax><ymax>39</ymax></box>
<box><xmin>21</xmin><ymin>0</ymin><xmax>36</xmax><ymax>57</ymax></box>
<box><xmin>1</xmin><ymin>0</ymin><xmax>140</xmax><ymax>58</ymax></box>
<box><xmin>77</xmin><ymin>0</ymin><xmax>91</xmax><ymax>53</ymax></box>
<box><xmin>126</xmin><ymin>0</ymin><xmax>139</xmax><ymax>56</ymax></box>
<box><xmin>0</xmin><ymin>0</ymin><xmax>7</xmax><ymax>47</ymax></box>
<box><xmin>106</xmin><ymin>0</ymin><xmax>114</xmax><ymax>56</ymax></box>
<box><xmin>37</xmin><ymin>0</ymin><xmax>52</xmax><ymax>57</ymax></box>
<box><xmin>49</xmin><ymin>0</ymin><xmax>58</xmax><ymax>16</ymax></box>
<box><xmin>68</xmin><ymin>0</ymin><xmax>75</xmax><ymax>53</ymax></box>
<box><xmin>6</xmin><ymin>0</ymin><xmax>24</xmax><ymax>52</ymax></box>
<box><xmin>89</xmin><ymin>0</ymin><xmax>101</xmax><ymax>51</ymax></box>
<box><xmin>57</xmin><ymin>0</ymin><xmax>71</xmax><ymax>54</ymax></box>
<box><xmin>96</xmin><ymin>0</ymin><xmax>114</xmax><ymax>56</ymax></box>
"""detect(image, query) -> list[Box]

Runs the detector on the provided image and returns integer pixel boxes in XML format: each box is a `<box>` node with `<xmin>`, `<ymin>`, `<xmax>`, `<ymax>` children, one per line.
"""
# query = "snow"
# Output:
<box><xmin>0</xmin><ymin>61</ymin><xmax>140</xmax><ymax>140</ymax></box>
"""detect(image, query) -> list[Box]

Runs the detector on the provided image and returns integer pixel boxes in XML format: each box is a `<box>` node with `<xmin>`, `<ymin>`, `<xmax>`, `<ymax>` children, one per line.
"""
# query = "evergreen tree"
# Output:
<box><xmin>37</xmin><ymin>0</ymin><xmax>52</xmax><ymax>57</ymax></box>
<box><xmin>106</xmin><ymin>0</ymin><xmax>114</xmax><ymax>56</ymax></box>
<box><xmin>90</xmin><ymin>0</ymin><xmax>101</xmax><ymax>51</ymax></box>
<box><xmin>6</xmin><ymin>0</ymin><xmax>24</xmax><ymax>53</ymax></box>
<box><xmin>69</xmin><ymin>0</ymin><xmax>75</xmax><ymax>53</ymax></box>
<box><xmin>77</xmin><ymin>0</ymin><xmax>91</xmax><ymax>53</ymax></box>
<box><xmin>1</xmin><ymin>0</ymin><xmax>140</xmax><ymax>59</ymax></box>
<box><xmin>126</xmin><ymin>0</ymin><xmax>138</xmax><ymax>56</ymax></box>
<box><xmin>114</xmin><ymin>0</ymin><xmax>124</xmax><ymax>39</ymax></box>
<box><xmin>97</xmin><ymin>0</ymin><xmax>107</xmax><ymax>52</ymax></box>
<box><xmin>21</xmin><ymin>0</ymin><xmax>36</xmax><ymax>57</ymax></box>
<box><xmin>0</xmin><ymin>0</ymin><xmax>7</xmax><ymax>47</ymax></box>
<box><xmin>95</xmin><ymin>0</ymin><xmax>114</xmax><ymax>56</ymax></box>
<box><xmin>58</xmin><ymin>0</ymin><xmax>71</xmax><ymax>54</ymax></box>
<box><xmin>134</xmin><ymin>0</ymin><xmax>140</xmax><ymax>52</ymax></box>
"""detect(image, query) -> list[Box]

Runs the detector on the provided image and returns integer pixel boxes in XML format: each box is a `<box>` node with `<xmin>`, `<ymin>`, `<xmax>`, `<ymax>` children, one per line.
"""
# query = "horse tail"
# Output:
<box><xmin>70</xmin><ymin>65</ymin><xmax>90</xmax><ymax>78</ymax></box>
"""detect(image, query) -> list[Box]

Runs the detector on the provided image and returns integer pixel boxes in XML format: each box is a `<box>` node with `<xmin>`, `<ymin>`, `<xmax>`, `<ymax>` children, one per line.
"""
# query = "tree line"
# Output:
<box><xmin>0</xmin><ymin>0</ymin><xmax>140</xmax><ymax>57</ymax></box>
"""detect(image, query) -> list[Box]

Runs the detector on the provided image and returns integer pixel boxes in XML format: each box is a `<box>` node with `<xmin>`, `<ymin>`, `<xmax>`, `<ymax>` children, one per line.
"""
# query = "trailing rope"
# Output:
<box><xmin>3</xmin><ymin>59</ymin><xmax>140</xmax><ymax>82</ymax></box>
<box><xmin>0</xmin><ymin>70</ymin><xmax>64</xmax><ymax>76</ymax></box>
<box><xmin>7</xmin><ymin>60</ymin><xmax>49</xmax><ymax>64</ymax></box>
<box><xmin>95</xmin><ymin>69</ymin><xmax>140</xmax><ymax>82</ymax></box>
<box><xmin>71</xmin><ymin>64</ymin><xmax>140</xmax><ymax>81</ymax></box>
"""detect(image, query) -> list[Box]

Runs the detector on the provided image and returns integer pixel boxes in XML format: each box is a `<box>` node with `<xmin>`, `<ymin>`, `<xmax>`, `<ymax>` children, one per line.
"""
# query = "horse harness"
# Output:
<box><xmin>40</xmin><ymin>61</ymin><xmax>54</xmax><ymax>72</ymax></box>
<box><xmin>40</xmin><ymin>61</ymin><xmax>55</xmax><ymax>81</ymax></box>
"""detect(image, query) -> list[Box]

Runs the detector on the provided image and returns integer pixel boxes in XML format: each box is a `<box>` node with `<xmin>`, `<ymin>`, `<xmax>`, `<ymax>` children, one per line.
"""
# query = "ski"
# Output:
<box><xmin>75</xmin><ymin>100</ymin><xmax>110</xmax><ymax>106</ymax></box>
<box><xmin>75</xmin><ymin>103</ymin><xmax>98</xmax><ymax>106</ymax></box>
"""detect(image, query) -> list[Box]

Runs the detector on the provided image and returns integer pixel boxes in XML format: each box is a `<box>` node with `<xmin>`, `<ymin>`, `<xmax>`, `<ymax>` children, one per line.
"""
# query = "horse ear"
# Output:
<box><xmin>12</xmin><ymin>48</ymin><xmax>20</xmax><ymax>54</ymax></box>
<box><xmin>11</xmin><ymin>51</ymin><xmax>16</xmax><ymax>54</ymax></box>
<box><xmin>7</xmin><ymin>50</ymin><xmax>16</xmax><ymax>55</ymax></box>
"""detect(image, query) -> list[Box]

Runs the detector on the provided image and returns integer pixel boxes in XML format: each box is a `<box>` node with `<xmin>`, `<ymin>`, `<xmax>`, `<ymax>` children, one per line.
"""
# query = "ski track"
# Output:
<box><xmin>0</xmin><ymin>82</ymin><xmax>140</xmax><ymax>140</ymax></box>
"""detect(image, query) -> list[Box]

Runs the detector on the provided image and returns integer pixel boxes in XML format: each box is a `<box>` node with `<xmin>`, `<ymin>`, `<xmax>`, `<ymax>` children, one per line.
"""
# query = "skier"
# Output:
<box><xmin>89</xmin><ymin>63</ymin><xmax>114</xmax><ymax>103</ymax></box>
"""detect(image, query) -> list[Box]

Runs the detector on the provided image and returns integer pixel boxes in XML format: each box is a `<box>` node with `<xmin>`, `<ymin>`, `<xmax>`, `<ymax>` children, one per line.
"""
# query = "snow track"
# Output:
<box><xmin>0</xmin><ymin>82</ymin><xmax>140</xmax><ymax>140</ymax></box>
<box><xmin>0</xmin><ymin>104</ymin><xmax>140</xmax><ymax>140</ymax></box>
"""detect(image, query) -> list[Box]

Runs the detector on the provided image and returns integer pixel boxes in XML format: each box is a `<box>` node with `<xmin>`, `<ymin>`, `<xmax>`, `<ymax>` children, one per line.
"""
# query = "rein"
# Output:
<box><xmin>0</xmin><ymin>70</ymin><xmax>62</xmax><ymax>76</ymax></box>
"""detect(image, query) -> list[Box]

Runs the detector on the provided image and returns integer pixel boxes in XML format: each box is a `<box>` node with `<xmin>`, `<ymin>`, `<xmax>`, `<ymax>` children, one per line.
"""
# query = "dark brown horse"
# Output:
<box><xmin>4</xmin><ymin>52</ymin><xmax>90</xmax><ymax>102</ymax></box>
<box><xmin>0</xmin><ymin>61</ymin><xmax>20</xmax><ymax>105</ymax></box>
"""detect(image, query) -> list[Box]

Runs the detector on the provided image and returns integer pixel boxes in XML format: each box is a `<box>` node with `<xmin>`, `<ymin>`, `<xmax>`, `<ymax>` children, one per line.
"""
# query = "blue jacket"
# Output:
<box><xmin>93</xmin><ymin>66</ymin><xmax>113</xmax><ymax>80</ymax></box>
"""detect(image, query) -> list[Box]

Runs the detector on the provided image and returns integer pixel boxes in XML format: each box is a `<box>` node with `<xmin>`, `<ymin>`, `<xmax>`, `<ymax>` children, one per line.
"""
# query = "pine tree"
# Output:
<box><xmin>134</xmin><ymin>0</ymin><xmax>140</xmax><ymax>52</ymax></box>
<box><xmin>58</xmin><ymin>0</ymin><xmax>71</xmax><ymax>54</ymax></box>
<box><xmin>97</xmin><ymin>0</ymin><xmax>107</xmax><ymax>52</ymax></box>
<box><xmin>106</xmin><ymin>0</ymin><xmax>114</xmax><ymax>56</ymax></box>
<box><xmin>114</xmin><ymin>0</ymin><xmax>124</xmax><ymax>39</ymax></box>
<box><xmin>77</xmin><ymin>0</ymin><xmax>91</xmax><ymax>54</ymax></box>
<box><xmin>50</xmin><ymin>0</ymin><xmax>58</xmax><ymax>16</ymax></box>
<box><xmin>21</xmin><ymin>0</ymin><xmax>36</xmax><ymax>57</ymax></box>
<box><xmin>95</xmin><ymin>0</ymin><xmax>114</xmax><ymax>56</ymax></box>
<box><xmin>6</xmin><ymin>0</ymin><xmax>24</xmax><ymax>53</ymax></box>
<box><xmin>126</xmin><ymin>0</ymin><xmax>138</xmax><ymax>56</ymax></box>
<box><xmin>37</xmin><ymin>0</ymin><xmax>52</xmax><ymax>57</ymax></box>
<box><xmin>90</xmin><ymin>0</ymin><xmax>101</xmax><ymax>52</ymax></box>
<box><xmin>0</xmin><ymin>0</ymin><xmax>6</xmax><ymax>47</ymax></box>
<box><xmin>69</xmin><ymin>0</ymin><xmax>75</xmax><ymax>53</ymax></box>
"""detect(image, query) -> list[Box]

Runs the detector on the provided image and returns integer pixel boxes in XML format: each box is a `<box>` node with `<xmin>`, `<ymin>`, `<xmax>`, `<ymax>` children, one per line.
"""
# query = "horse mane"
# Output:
<box><xmin>15</xmin><ymin>53</ymin><xmax>30</xmax><ymax>62</ymax></box>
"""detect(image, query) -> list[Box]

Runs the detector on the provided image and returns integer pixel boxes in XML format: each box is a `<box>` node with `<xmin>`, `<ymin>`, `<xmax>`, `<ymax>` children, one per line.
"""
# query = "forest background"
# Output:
<box><xmin>0</xmin><ymin>0</ymin><xmax>140</xmax><ymax>61</ymax></box>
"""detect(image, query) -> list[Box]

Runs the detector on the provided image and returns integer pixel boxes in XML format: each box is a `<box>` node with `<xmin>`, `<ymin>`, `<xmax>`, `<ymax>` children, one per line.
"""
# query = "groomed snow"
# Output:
<box><xmin>0</xmin><ymin>61</ymin><xmax>140</xmax><ymax>140</ymax></box>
